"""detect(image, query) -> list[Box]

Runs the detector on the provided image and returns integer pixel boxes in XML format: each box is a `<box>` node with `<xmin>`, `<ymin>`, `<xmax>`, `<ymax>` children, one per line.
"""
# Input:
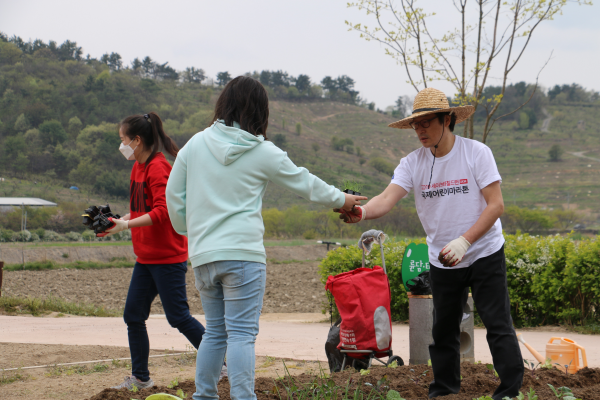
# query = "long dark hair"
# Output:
<box><xmin>120</xmin><ymin>112</ymin><xmax>179</xmax><ymax>165</ymax></box>
<box><xmin>212</xmin><ymin>76</ymin><xmax>270</xmax><ymax>139</ymax></box>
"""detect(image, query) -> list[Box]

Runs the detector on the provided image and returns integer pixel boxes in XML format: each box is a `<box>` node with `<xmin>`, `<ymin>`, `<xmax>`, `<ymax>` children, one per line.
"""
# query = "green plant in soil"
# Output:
<box><xmin>0</xmin><ymin>295</ymin><xmax>122</xmax><ymax>317</ymax></box>
<box><xmin>45</xmin><ymin>363</ymin><xmax>109</xmax><ymax>377</ymax></box>
<box><xmin>555</xmin><ymin>360</ymin><xmax>573</xmax><ymax>375</ymax></box>
<box><xmin>177</xmin><ymin>388</ymin><xmax>187</xmax><ymax>398</ymax></box>
<box><xmin>547</xmin><ymin>384</ymin><xmax>578</xmax><ymax>400</ymax></box>
<box><xmin>0</xmin><ymin>369</ymin><xmax>28</xmax><ymax>386</ymax></box>
<box><xmin>111</xmin><ymin>359</ymin><xmax>131</xmax><ymax>369</ymax></box>
<box><xmin>174</xmin><ymin>345</ymin><xmax>197</xmax><ymax>366</ymax></box>
<box><xmin>485</xmin><ymin>364</ymin><xmax>499</xmax><ymax>382</ymax></box>
<box><xmin>410</xmin><ymin>369</ymin><xmax>429</xmax><ymax>385</ymax></box>
<box><xmin>4</xmin><ymin>259</ymin><xmax>135</xmax><ymax>272</ymax></box>
<box><xmin>167</xmin><ymin>376</ymin><xmax>180</xmax><ymax>388</ymax></box>
<box><xmin>523</xmin><ymin>359</ymin><xmax>541</xmax><ymax>379</ymax></box>
<box><xmin>341</xmin><ymin>179</ymin><xmax>363</xmax><ymax>193</ymax></box>
<box><xmin>269</xmin><ymin>361</ymin><xmax>406</xmax><ymax>400</ymax></box>
<box><xmin>507</xmin><ymin>387</ymin><xmax>539</xmax><ymax>400</ymax></box>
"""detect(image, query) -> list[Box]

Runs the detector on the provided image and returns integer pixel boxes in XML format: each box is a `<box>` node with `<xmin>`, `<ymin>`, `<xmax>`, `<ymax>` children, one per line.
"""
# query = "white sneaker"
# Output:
<box><xmin>111</xmin><ymin>375</ymin><xmax>155</xmax><ymax>390</ymax></box>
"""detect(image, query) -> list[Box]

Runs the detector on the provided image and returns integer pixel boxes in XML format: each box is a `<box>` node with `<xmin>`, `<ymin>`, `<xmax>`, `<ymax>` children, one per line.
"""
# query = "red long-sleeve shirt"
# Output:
<box><xmin>129</xmin><ymin>152</ymin><xmax>188</xmax><ymax>264</ymax></box>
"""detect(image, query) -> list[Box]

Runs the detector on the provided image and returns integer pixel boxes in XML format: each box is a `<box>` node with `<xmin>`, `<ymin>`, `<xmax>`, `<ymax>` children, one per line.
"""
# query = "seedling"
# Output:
<box><xmin>410</xmin><ymin>369</ymin><xmax>429</xmax><ymax>385</ymax></box>
<box><xmin>386</xmin><ymin>390</ymin><xmax>405</xmax><ymax>400</ymax></box>
<box><xmin>365</xmin><ymin>375</ymin><xmax>390</xmax><ymax>393</ymax></box>
<box><xmin>485</xmin><ymin>364</ymin><xmax>499</xmax><ymax>382</ymax></box>
<box><xmin>555</xmin><ymin>359</ymin><xmax>573</xmax><ymax>376</ymax></box>
<box><xmin>524</xmin><ymin>387</ymin><xmax>539</xmax><ymax>400</ymax></box>
<box><xmin>177</xmin><ymin>388</ymin><xmax>187</xmax><ymax>398</ymax></box>
<box><xmin>547</xmin><ymin>384</ymin><xmax>577</xmax><ymax>400</ymax></box>
<box><xmin>129</xmin><ymin>385</ymin><xmax>138</xmax><ymax>393</ymax></box>
<box><xmin>540</xmin><ymin>357</ymin><xmax>553</xmax><ymax>369</ymax></box>
<box><xmin>387</xmin><ymin>360</ymin><xmax>398</xmax><ymax>368</ymax></box>
<box><xmin>523</xmin><ymin>359</ymin><xmax>541</xmax><ymax>379</ymax></box>
<box><xmin>167</xmin><ymin>376</ymin><xmax>179</xmax><ymax>388</ymax></box>
<box><xmin>341</xmin><ymin>179</ymin><xmax>363</xmax><ymax>195</ymax></box>
<box><xmin>360</xmin><ymin>368</ymin><xmax>370</xmax><ymax>375</ymax></box>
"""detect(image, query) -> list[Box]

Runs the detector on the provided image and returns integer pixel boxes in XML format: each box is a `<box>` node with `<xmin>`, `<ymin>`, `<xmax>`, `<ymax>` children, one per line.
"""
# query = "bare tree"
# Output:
<box><xmin>346</xmin><ymin>0</ymin><xmax>591</xmax><ymax>142</ymax></box>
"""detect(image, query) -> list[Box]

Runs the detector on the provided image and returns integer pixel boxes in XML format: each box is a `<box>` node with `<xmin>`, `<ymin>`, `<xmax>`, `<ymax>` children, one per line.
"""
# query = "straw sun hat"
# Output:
<box><xmin>389</xmin><ymin>87</ymin><xmax>475</xmax><ymax>129</ymax></box>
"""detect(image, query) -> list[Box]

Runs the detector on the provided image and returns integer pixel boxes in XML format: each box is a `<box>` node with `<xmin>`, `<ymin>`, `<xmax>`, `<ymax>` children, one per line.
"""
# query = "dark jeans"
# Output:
<box><xmin>124</xmin><ymin>261</ymin><xmax>205</xmax><ymax>381</ymax></box>
<box><xmin>428</xmin><ymin>246</ymin><xmax>523</xmax><ymax>400</ymax></box>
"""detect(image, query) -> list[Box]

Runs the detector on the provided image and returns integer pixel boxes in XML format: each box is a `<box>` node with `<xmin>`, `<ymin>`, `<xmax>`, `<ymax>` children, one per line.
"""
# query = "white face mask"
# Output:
<box><xmin>119</xmin><ymin>139</ymin><xmax>138</xmax><ymax>161</ymax></box>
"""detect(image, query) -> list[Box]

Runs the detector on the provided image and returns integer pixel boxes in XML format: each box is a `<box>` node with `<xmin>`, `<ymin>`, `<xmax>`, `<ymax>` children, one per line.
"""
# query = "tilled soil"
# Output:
<box><xmin>0</xmin><ymin>344</ymin><xmax>325</xmax><ymax>400</ymax></box>
<box><xmin>87</xmin><ymin>364</ymin><xmax>600</xmax><ymax>400</ymax></box>
<box><xmin>1</xmin><ymin>245</ymin><xmax>330</xmax><ymax>314</ymax></box>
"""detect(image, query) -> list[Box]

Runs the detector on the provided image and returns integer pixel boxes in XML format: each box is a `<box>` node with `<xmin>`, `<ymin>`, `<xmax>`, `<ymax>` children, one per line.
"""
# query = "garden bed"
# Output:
<box><xmin>87</xmin><ymin>363</ymin><xmax>600</xmax><ymax>400</ymax></box>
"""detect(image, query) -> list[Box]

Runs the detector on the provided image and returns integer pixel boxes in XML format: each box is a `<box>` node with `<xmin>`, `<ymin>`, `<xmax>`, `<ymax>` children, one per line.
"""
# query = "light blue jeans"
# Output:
<box><xmin>192</xmin><ymin>261</ymin><xmax>266</xmax><ymax>400</ymax></box>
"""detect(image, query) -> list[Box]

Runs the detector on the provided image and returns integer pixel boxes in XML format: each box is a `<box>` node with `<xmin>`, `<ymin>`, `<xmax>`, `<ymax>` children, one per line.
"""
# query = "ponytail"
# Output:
<box><xmin>120</xmin><ymin>111</ymin><xmax>179</xmax><ymax>167</ymax></box>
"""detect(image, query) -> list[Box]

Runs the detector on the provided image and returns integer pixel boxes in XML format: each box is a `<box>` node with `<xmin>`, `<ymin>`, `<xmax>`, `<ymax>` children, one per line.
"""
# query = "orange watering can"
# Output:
<box><xmin>517</xmin><ymin>334</ymin><xmax>587</xmax><ymax>373</ymax></box>
<box><xmin>546</xmin><ymin>337</ymin><xmax>587</xmax><ymax>374</ymax></box>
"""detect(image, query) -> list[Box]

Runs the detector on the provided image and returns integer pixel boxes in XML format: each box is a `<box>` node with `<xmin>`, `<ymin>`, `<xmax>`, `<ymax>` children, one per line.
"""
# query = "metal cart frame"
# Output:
<box><xmin>339</xmin><ymin>231</ymin><xmax>403</xmax><ymax>371</ymax></box>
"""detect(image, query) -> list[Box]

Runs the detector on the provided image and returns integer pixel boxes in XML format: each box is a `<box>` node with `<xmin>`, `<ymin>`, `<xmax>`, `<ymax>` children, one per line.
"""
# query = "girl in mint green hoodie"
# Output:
<box><xmin>166</xmin><ymin>76</ymin><xmax>365</xmax><ymax>400</ymax></box>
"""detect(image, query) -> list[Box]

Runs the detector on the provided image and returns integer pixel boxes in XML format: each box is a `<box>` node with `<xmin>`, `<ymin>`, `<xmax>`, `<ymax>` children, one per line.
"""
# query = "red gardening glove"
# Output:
<box><xmin>333</xmin><ymin>206</ymin><xmax>366</xmax><ymax>224</ymax></box>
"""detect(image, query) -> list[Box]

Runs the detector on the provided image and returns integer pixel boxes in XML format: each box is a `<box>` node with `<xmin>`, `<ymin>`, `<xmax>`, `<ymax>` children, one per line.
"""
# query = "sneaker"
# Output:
<box><xmin>111</xmin><ymin>375</ymin><xmax>155</xmax><ymax>390</ymax></box>
<box><xmin>219</xmin><ymin>365</ymin><xmax>228</xmax><ymax>381</ymax></box>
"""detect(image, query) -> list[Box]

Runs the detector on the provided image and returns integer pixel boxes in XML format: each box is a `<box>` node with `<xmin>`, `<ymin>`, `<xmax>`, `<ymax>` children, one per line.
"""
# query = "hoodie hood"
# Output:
<box><xmin>204</xmin><ymin>121</ymin><xmax>264</xmax><ymax>165</ymax></box>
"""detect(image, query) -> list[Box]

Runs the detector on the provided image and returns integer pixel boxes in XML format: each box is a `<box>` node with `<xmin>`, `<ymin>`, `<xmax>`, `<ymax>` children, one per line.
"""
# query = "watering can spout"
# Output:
<box><xmin>516</xmin><ymin>333</ymin><xmax>545</xmax><ymax>364</ymax></box>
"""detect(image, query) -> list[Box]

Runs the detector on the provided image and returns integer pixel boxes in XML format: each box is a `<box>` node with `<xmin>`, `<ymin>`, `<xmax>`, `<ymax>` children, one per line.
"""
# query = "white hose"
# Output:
<box><xmin>1</xmin><ymin>352</ymin><xmax>192</xmax><ymax>372</ymax></box>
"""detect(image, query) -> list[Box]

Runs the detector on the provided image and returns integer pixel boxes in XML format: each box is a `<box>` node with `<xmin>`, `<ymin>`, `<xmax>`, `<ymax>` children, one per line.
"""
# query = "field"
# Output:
<box><xmin>1</xmin><ymin>245</ymin><xmax>331</xmax><ymax>315</ymax></box>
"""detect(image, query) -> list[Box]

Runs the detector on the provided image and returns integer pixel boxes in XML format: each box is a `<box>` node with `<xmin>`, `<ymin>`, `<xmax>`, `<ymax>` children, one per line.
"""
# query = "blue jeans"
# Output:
<box><xmin>123</xmin><ymin>261</ymin><xmax>205</xmax><ymax>381</ymax></box>
<box><xmin>192</xmin><ymin>261</ymin><xmax>266</xmax><ymax>400</ymax></box>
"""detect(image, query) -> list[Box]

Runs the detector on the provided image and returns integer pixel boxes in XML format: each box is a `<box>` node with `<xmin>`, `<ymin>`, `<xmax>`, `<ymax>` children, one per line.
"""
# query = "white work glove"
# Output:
<box><xmin>438</xmin><ymin>236</ymin><xmax>471</xmax><ymax>267</ymax></box>
<box><xmin>358</xmin><ymin>229</ymin><xmax>386</xmax><ymax>255</ymax></box>
<box><xmin>97</xmin><ymin>218</ymin><xmax>129</xmax><ymax>237</ymax></box>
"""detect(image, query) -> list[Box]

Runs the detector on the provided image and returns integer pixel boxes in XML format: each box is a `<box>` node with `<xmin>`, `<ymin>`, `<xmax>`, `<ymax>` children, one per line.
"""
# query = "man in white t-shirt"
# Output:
<box><xmin>336</xmin><ymin>88</ymin><xmax>523</xmax><ymax>400</ymax></box>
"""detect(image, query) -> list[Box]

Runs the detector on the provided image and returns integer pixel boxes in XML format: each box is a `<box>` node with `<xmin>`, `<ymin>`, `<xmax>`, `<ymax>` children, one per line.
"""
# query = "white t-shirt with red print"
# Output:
<box><xmin>391</xmin><ymin>135</ymin><xmax>504</xmax><ymax>269</ymax></box>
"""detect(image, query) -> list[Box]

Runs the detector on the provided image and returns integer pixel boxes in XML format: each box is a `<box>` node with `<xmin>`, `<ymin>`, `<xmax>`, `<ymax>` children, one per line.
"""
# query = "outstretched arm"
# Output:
<box><xmin>336</xmin><ymin>183</ymin><xmax>407</xmax><ymax>223</ymax></box>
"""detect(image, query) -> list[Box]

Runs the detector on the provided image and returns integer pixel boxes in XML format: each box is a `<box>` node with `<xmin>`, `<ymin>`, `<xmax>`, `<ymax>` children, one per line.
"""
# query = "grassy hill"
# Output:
<box><xmin>1</xmin><ymin>34</ymin><xmax>600</xmax><ymax>234</ymax></box>
<box><xmin>2</xmin><ymin>98</ymin><xmax>600</xmax><ymax>225</ymax></box>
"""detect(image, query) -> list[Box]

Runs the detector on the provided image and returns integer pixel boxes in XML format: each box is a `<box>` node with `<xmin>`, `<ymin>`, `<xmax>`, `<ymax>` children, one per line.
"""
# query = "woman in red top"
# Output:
<box><xmin>103</xmin><ymin>112</ymin><xmax>206</xmax><ymax>390</ymax></box>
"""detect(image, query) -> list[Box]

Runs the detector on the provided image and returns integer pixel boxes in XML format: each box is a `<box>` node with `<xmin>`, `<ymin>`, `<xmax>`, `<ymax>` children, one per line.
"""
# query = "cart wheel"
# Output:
<box><xmin>387</xmin><ymin>355</ymin><xmax>404</xmax><ymax>367</ymax></box>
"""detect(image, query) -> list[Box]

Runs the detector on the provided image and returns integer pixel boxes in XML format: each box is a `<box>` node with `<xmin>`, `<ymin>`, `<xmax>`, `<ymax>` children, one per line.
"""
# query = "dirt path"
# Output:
<box><xmin>1</xmin><ymin>245</ymin><xmax>330</xmax><ymax>314</ymax></box>
<box><xmin>570</xmin><ymin>150</ymin><xmax>600</xmax><ymax>162</ymax></box>
<box><xmin>541</xmin><ymin>107</ymin><xmax>553</xmax><ymax>133</ymax></box>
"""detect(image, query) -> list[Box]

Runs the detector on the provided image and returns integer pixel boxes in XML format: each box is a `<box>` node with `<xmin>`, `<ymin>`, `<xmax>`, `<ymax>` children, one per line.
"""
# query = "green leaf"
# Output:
<box><xmin>386</xmin><ymin>390</ymin><xmax>404</xmax><ymax>400</ymax></box>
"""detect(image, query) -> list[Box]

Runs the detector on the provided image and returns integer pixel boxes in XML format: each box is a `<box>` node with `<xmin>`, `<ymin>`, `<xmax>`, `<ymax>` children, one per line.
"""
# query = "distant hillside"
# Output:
<box><xmin>1</xmin><ymin>34</ymin><xmax>600</xmax><ymax>229</ymax></box>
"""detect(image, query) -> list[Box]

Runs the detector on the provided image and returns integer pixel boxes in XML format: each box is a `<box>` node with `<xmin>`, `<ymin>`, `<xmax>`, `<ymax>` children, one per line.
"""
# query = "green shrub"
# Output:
<box><xmin>319</xmin><ymin>233</ymin><xmax>599</xmax><ymax>326</ymax></box>
<box><xmin>0</xmin><ymin>229</ymin><xmax>15</xmax><ymax>242</ymax></box>
<box><xmin>369</xmin><ymin>157</ymin><xmax>395</xmax><ymax>176</ymax></box>
<box><xmin>15</xmin><ymin>230</ymin><xmax>31</xmax><ymax>242</ymax></box>
<box><xmin>65</xmin><ymin>231</ymin><xmax>83</xmax><ymax>242</ymax></box>
<box><xmin>43</xmin><ymin>230</ymin><xmax>63</xmax><ymax>242</ymax></box>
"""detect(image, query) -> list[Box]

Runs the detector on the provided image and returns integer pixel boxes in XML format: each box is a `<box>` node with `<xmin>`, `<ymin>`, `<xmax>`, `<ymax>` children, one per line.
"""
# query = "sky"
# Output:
<box><xmin>0</xmin><ymin>0</ymin><xmax>598</xmax><ymax>109</ymax></box>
